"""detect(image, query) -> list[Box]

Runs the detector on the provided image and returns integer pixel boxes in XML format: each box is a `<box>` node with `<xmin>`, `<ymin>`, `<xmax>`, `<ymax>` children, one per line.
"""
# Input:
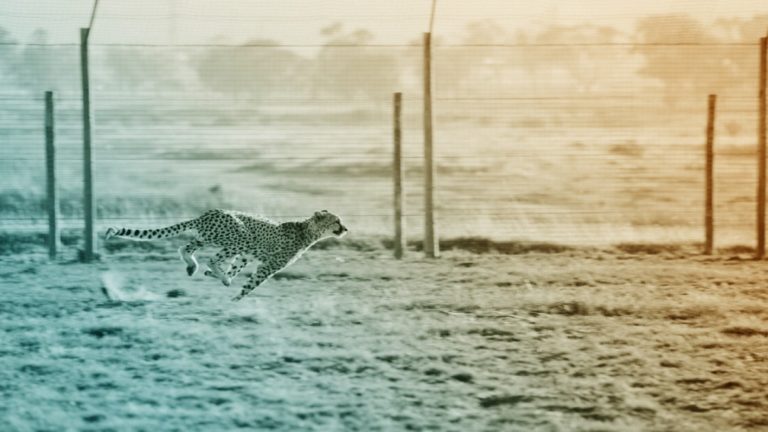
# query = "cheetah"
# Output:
<box><xmin>104</xmin><ymin>209</ymin><xmax>348</xmax><ymax>300</ymax></box>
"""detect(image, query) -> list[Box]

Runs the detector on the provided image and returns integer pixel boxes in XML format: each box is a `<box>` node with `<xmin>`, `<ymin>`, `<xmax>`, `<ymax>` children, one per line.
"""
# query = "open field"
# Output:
<box><xmin>1</xmin><ymin>96</ymin><xmax>763</xmax><ymax>246</ymax></box>
<box><xmin>2</xmin><ymin>236</ymin><xmax>768</xmax><ymax>431</ymax></box>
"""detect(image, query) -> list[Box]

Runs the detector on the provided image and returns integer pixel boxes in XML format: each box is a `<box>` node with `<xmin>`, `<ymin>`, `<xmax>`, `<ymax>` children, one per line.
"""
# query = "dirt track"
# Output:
<box><xmin>2</xmin><ymin>241</ymin><xmax>768</xmax><ymax>431</ymax></box>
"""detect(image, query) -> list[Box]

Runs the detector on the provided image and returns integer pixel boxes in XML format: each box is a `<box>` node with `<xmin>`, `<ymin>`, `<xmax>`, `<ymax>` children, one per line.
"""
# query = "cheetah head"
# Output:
<box><xmin>310</xmin><ymin>210</ymin><xmax>348</xmax><ymax>238</ymax></box>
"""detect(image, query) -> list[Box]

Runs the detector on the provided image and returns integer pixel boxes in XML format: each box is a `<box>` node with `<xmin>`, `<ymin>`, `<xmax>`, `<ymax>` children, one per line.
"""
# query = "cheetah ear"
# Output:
<box><xmin>314</xmin><ymin>211</ymin><xmax>323</xmax><ymax>218</ymax></box>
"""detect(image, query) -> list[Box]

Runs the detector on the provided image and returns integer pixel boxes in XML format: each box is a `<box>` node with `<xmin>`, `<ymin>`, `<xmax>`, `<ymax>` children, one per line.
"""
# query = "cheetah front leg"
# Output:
<box><xmin>226</xmin><ymin>254</ymin><xmax>251</xmax><ymax>282</ymax></box>
<box><xmin>204</xmin><ymin>248</ymin><xmax>238</xmax><ymax>287</ymax></box>
<box><xmin>231</xmin><ymin>259</ymin><xmax>287</xmax><ymax>301</ymax></box>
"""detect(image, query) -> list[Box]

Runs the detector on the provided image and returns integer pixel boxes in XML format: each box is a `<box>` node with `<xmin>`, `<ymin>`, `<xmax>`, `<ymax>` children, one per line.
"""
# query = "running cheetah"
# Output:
<box><xmin>104</xmin><ymin>209</ymin><xmax>348</xmax><ymax>300</ymax></box>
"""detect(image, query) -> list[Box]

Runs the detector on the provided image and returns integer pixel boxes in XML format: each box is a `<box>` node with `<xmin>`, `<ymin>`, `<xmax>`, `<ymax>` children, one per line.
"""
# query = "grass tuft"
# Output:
<box><xmin>0</xmin><ymin>230</ymin><xmax>80</xmax><ymax>255</ymax></box>
<box><xmin>544</xmin><ymin>300</ymin><xmax>635</xmax><ymax>317</ymax></box>
<box><xmin>721</xmin><ymin>326</ymin><xmax>768</xmax><ymax>337</ymax></box>
<box><xmin>312</xmin><ymin>237</ymin><xmax>382</xmax><ymax>252</ymax></box>
<box><xmin>614</xmin><ymin>242</ymin><xmax>686</xmax><ymax>255</ymax></box>
<box><xmin>404</xmin><ymin>236</ymin><xmax>577</xmax><ymax>255</ymax></box>
<box><xmin>718</xmin><ymin>245</ymin><xmax>754</xmax><ymax>255</ymax></box>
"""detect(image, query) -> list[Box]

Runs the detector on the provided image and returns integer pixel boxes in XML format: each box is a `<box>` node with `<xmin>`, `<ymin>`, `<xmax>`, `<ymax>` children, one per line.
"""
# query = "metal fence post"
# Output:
<box><xmin>81</xmin><ymin>27</ymin><xmax>96</xmax><ymax>262</ymax></box>
<box><xmin>704</xmin><ymin>94</ymin><xmax>716</xmax><ymax>255</ymax></box>
<box><xmin>45</xmin><ymin>91</ymin><xmax>59</xmax><ymax>259</ymax></box>
<box><xmin>757</xmin><ymin>37</ymin><xmax>767</xmax><ymax>259</ymax></box>
<box><xmin>393</xmin><ymin>92</ymin><xmax>405</xmax><ymax>259</ymax></box>
<box><xmin>423</xmin><ymin>32</ymin><xmax>439</xmax><ymax>258</ymax></box>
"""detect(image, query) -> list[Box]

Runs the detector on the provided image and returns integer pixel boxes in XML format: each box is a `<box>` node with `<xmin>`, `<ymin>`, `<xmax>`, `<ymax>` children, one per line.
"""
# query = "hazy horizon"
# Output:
<box><xmin>1</xmin><ymin>0</ymin><xmax>767</xmax><ymax>47</ymax></box>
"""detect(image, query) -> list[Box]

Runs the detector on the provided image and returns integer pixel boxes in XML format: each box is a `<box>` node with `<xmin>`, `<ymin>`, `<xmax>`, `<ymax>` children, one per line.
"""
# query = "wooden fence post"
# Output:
<box><xmin>80</xmin><ymin>27</ymin><xmax>96</xmax><ymax>262</ymax></box>
<box><xmin>705</xmin><ymin>94</ymin><xmax>716</xmax><ymax>255</ymax></box>
<box><xmin>45</xmin><ymin>91</ymin><xmax>59</xmax><ymax>260</ymax></box>
<box><xmin>393</xmin><ymin>92</ymin><xmax>405</xmax><ymax>259</ymax></box>
<box><xmin>423</xmin><ymin>32</ymin><xmax>439</xmax><ymax>258</ymax></box>
<box><xmin>757</xmin><ymin>36</ymin><xmax>767</xmax><ymax>260</ymax></box>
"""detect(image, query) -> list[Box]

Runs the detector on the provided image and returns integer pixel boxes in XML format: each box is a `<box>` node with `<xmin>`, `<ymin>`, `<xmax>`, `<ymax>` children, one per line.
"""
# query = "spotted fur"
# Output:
<box><xmin>104</xmin><ymin>209</ymin><xmax>348</xmax><ymax>300</ymax></box>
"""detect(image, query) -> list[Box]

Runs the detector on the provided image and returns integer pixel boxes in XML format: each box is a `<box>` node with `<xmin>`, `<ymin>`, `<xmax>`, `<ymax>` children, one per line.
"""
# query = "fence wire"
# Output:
<box><xmin>1</xmin><ymin>24</ymin><xmax>766</xmax><ymax>246</ymax></box>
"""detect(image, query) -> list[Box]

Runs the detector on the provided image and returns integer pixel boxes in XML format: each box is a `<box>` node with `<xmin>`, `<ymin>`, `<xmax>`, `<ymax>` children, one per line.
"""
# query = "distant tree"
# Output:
<box><xmin>714</xmin><ymin>14</ymin><xmax>768</xmax><ymax>43</ymax></box>
<box><xmin>103</xmin><ymin>47</ymin><xmax>183</xmax><ymax>92</ymax></box>
<box><xmin>428</xmin><ymin>20</ymin><xmax>626</xmax><ymax>96</ymax></box>
<box><xmin>711</xmin><ymin>14</ymin><xmax>768</xmax><ymax>94</ymax></box>
<box><xmin>0</xmin><ymin>26</ymin><xmax>19</xmax><ymax>87</ymax></box>
<box><xmin>523</xmin><ymin>24</ymin><xmax>624</xmax><ymax>92</ymax></box>
<box><xmin>435</xmin><ymin>20</ymin><xmax>509</xmax><ymax>95</ymax></box>
<box><xmin>310</xmin><ymin>23</ymin><xmax>399</xmax><ymax>99</ymax></box>
<box><xmin>634</xmin><ymin>14</ymin><xmax>751</xmax><ymax>104</ymax></box>
<box><xmin>15</xmin><ymin>29</ymin><xmax>54</xmax><ymax>90</ymax></box>
<box><xmin>10</xmin><ymin>29</ymin><xmax>77</xmax><ymax>93</ymax></box>
<box><xmin>192</xmin><ymin>38</ymin><xmax>307</xmax><ymax>99</ymax></box>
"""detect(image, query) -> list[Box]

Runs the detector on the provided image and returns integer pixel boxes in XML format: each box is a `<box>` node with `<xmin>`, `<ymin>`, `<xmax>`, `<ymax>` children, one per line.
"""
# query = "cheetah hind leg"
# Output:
<box><xmin>179</xmin><ymin>239</ymin><xmax>204</xmax><ymax>276</ymax></box>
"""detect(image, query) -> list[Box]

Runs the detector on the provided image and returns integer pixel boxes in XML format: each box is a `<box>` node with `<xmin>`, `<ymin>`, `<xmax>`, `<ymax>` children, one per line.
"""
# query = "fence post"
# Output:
<box><xmin>758</xmin><ymin>36</ymin><xmax>767</xmax><ymax>260</ymax></box>
<box><xmin>80</xmin><ymin>27</ymin><xmax>96</xmax><ymax>262</ymax></box>
<box><xmin>704</xmin><ymin>94</ymin><xmax>716</xmax><ymax>255</ymax></box>
<box><xmin>393</xmin><ymin>92</ymin><xmax>405</xmax><ymax>259</ymax></box>
<box><xmin>45</xmin><ymin>91</ymin><xmax>59</xmax><ymax>260</ymax></box>
<box><xmin>423</xmin><ymin>32</ymin><xmax>439</xmax><ymax>258</ymax></box>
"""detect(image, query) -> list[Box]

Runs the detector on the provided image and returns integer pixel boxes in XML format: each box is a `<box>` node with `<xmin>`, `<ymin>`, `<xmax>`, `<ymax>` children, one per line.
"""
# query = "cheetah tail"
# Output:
<box><xmin>105</xmin><ymin>220</ymin><xmax>195</xmax><ymax>241</ymax></box>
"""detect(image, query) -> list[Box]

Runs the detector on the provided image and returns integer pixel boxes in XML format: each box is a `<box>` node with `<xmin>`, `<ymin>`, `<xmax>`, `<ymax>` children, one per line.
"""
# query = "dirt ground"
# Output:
<box><xmin>2</xmin><ymin>238</ymin><xmax>768</xmax><ymax>431</ymax></box>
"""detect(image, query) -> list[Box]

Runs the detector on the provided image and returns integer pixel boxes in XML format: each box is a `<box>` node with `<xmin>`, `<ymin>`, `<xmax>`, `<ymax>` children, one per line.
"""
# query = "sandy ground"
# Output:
<box><xmin>2</xmin><ymin>239</ymin><xmax>768</xmax><ymax>431</ymax></box>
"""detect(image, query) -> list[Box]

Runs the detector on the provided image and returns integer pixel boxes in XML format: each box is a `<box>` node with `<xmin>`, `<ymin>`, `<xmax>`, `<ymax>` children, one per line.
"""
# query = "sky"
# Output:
<box><xmin>0</xmin><ymin>0</ymin><xmax>766</xmax><ymax>46</ymax></box>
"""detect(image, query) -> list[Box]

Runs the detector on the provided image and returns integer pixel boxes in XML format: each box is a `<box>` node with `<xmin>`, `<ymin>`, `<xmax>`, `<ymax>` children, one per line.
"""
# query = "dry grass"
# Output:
<box><xmin>3</xmin><ymin>236</ymin><xmax>768</xmax><ymax>430</ymax></box>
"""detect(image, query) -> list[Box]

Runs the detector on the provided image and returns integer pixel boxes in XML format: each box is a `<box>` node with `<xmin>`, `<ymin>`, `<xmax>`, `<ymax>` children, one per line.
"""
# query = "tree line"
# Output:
<box><xmin>0</xmin><ymin>15</ymin><xmax>766</xmax><ymax>103</ymax></box>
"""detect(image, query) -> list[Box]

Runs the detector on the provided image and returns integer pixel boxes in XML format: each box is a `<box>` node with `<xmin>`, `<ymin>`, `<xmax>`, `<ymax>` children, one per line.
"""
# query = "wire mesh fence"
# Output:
<box><xmin>0</xmin><ymin>29</ymin><xmax>766</xmax><ymax>247</ymax></box>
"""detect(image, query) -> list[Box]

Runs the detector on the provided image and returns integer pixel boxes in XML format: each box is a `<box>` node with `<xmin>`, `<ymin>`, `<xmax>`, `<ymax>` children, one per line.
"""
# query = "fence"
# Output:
<box><xmin>1</xmin><ymin>20</ymin><xmax>767</xmax><ymax>259</ymax></box>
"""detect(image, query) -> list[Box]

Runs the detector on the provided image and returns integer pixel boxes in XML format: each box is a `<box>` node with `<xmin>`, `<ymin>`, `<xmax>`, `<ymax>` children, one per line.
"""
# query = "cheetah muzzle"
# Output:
<box><xmin>104</xmin><ymin>209</ymin><xmax>348</xmax><ymax>300</ymax></box>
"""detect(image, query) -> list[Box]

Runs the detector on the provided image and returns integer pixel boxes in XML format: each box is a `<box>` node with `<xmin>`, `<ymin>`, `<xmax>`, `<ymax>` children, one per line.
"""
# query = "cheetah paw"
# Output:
<box><xmin>204</xmin><ymin>269</ymin><xmax>231</xmax><ymax>286</ymax></box>
<box><xmin>186</xmin><ymin>264</ymin><xmax>198</xmax><ymax>277</ymax></box>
